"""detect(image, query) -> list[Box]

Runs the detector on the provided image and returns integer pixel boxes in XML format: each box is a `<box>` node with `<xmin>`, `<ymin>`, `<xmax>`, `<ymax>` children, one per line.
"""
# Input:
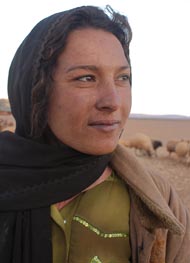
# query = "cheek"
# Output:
<box><xmin>121</xmin><ymin>89</ymin><xmax>132</xmax><ymax>119</ymax></box>
<box><xmin>53</xmin><ymin>90</ymin><xmax>94</xmax><ymax>127</ymax></box>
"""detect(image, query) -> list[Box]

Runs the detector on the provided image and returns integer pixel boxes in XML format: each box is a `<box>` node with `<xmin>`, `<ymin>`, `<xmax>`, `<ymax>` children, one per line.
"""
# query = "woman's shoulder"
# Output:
<box><xmin>111</xmin><ymin>144</ymin><xmax>189</xmax><ymax>234</ymax></box>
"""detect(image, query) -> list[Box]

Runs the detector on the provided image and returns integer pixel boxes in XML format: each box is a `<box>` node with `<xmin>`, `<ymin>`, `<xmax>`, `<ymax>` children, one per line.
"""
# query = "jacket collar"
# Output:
<box><xmin>111</xmin><ymin>144</ymin><xmax>184</xmax><ymax>235</ymax></box>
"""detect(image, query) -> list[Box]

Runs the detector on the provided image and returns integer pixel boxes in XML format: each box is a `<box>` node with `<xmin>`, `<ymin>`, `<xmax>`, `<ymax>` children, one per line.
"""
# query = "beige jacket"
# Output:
<box><xmin>111</xmin><ymin>144</ymin><xmax>190</xmax><ymax>263</ymax></box>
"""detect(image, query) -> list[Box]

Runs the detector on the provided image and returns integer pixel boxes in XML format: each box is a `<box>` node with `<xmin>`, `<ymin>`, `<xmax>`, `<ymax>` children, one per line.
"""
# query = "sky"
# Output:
<box><xmin>0</xmin><ymin>0</ymin><xmax>190</xmax><ymax>116</ymax></box>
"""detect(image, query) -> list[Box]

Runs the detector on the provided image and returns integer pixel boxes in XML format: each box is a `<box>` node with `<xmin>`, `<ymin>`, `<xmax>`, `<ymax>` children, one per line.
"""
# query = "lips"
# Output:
<box><xmin>88</xmin><ymin>120</ymin><xmax>120</xmax><ymax>132</ymax></box>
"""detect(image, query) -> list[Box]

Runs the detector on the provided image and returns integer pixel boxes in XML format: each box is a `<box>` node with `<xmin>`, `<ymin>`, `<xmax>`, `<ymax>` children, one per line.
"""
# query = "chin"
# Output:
<box><xmin>82</xmin><ymin>142</ymin><xmax>118</xmax><ymax>156</ymax></box>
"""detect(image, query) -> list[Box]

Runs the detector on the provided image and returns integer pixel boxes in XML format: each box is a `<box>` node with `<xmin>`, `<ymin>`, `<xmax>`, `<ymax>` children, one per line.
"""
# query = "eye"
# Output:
<box><xmin>117</xmin><ymin>74</ymin><xmax>130</xmax><ymax>81</ymax></box>
<box><xmin>74</xmin><ymin>75</ymin><xmax>96</xmax><ymax>82</ymax></box>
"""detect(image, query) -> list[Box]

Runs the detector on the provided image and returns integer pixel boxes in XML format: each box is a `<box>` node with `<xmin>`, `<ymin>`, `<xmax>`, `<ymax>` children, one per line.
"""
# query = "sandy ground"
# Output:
<box><xmin>135</xmin><ymin>151</ymin><xmax>190</xmax><ymax>211</ymax></box>
<box><xmin>122</xmin><ymin>117</ymin><xmax>190</xmax><ymax>145</ymax></box>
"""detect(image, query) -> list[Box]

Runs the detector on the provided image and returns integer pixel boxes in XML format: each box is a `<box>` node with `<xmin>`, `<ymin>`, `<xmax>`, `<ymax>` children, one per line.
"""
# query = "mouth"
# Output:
<box><xmin>88</xmin><ymin>120</ymin><xmax>121</xmax><ymax>132</ymax></box>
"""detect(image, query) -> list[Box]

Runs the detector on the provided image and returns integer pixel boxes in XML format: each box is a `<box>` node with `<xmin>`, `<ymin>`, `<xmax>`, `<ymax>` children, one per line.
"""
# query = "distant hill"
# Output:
<box><xmin>129</xmin><ymin>113</ymin><xmax>190</xmax><ymax>120</ymax></box>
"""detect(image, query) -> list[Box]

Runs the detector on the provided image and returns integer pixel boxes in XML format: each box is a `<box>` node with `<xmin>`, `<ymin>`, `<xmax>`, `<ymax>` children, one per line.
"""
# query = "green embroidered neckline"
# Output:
<box><xmin>90</xmin><ymin>256</ymin><xmax>102</xmax><ymax>263</ymax></box>
<box><xmin>73</xmin><ymin>216</ymin><xmax>129</xmax><ymax>238</ymax></box>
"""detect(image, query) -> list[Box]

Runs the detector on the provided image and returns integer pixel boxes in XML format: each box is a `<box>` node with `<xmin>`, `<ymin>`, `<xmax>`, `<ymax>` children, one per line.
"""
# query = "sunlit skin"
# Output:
<box><xmin>48</xmin><ymin>28</ymin><xmax>132</xmax><ymax>155</ymax></box>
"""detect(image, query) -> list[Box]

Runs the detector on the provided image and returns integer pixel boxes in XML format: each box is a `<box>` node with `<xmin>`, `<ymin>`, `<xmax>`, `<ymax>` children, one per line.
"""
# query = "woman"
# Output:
<box><xmin>0</xmin><ymin>5</ymin><xmax>189</xmax><ymax>263</ymax></box>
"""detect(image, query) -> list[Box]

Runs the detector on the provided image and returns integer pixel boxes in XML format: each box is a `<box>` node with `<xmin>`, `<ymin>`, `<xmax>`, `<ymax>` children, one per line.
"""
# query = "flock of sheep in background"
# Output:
<box><xmin>120</xmin><ymin>132</ymin><xmax>190</xmax><ymax>165</ymax></box>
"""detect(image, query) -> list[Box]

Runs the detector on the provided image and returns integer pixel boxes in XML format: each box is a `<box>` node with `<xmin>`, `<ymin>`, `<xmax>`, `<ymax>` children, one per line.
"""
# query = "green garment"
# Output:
<box><xmin>51</xmin><ymin>172</ymin><xmax>131</xmax><ymax>263</ymax></box>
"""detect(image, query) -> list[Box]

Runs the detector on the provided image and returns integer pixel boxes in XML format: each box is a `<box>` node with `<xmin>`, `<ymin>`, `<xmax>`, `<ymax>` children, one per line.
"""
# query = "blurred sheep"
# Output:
<box><xmin>166</xmin><ymin>140</ymin><xmax>179</xmax><ymax>155</ymax></box>
<box><xmin>175</xmin><ymin>140</ymin><xmax>190</xmax><ymax>164</ymax></box>
<box><xmin>120</xmin><ymin>132</ymin><xmax>155</xmax><ymax>157</ymax></box>
<box><xmin>166</xmin><ymin>139</ymin><xmax>190</xmax><ymax>165</ymax></box>
<box><xmin>152</xmin><ymin>139</ymin><xmax>162</xmax><ymax>150</ymax></box>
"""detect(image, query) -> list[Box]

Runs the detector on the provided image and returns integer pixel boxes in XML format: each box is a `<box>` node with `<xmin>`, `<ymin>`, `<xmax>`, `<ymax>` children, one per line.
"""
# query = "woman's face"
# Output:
<box><xmin>48</xmin><ymin>28</ymin><xmax>131</xmax><ymax>155</ymax></box>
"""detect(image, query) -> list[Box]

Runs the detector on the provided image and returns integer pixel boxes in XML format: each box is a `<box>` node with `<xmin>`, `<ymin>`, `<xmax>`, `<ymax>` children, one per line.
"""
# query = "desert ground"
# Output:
<box><xmin>122</xmin><ymin>116</ymin><xmax>190</xmax><ymax>145</ymax></box>
<box><xmin>0</xmin><ymin>100</ymin><xmax>190</xmax><ymax>211</ymax></box>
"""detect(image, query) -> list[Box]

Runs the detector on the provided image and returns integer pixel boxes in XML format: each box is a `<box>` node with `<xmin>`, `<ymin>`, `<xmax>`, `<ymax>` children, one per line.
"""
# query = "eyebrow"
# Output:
<box><xmin>66</xmin><ymin>65</ymin><xmax>130</xmax><ymax>73</ymax></box>
<box><xmin>66</xmin><ymin>65</ymin><xmax>98</xmax><ymax>73</ymax></box>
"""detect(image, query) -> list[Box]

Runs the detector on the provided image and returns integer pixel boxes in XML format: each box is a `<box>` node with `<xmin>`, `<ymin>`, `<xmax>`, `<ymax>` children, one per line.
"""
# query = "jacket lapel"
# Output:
<box><xmin>111</xmin><ymin>144</ymin><xmax>184</xmax><ymax>235</ymax></box>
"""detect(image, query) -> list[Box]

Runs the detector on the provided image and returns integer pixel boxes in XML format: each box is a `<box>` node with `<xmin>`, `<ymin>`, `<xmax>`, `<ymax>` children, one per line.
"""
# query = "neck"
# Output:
<box><xmin>84</xmin><ymin>166</ymin><xmax>112</xmax><ymax>191</ymax></box>
<box><xmin>55</xmin><ymin>166</ymin><xmax>112</xmax><ymax>210</ymax></box>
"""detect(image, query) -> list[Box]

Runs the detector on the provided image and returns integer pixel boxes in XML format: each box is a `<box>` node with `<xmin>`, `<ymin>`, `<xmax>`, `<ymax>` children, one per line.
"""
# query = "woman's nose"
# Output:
<box><xmin>95</xmin><ymin>81</ymin><xmax>120</xmax><ymax>112</ymax></box>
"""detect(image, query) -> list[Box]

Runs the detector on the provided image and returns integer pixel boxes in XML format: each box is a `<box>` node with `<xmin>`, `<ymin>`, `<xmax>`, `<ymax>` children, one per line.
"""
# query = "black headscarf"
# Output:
<box><xmin>0</xmin><ymin>8</ymin><xmax>112</xmax><ymax>263</ymax></box>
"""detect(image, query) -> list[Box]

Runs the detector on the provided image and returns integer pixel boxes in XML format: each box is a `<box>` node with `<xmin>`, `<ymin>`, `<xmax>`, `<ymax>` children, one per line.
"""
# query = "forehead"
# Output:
<box><xmin>57</xmin><ymin>28</ymin><xmax>128</xmax><ymax>68</ymax></box>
